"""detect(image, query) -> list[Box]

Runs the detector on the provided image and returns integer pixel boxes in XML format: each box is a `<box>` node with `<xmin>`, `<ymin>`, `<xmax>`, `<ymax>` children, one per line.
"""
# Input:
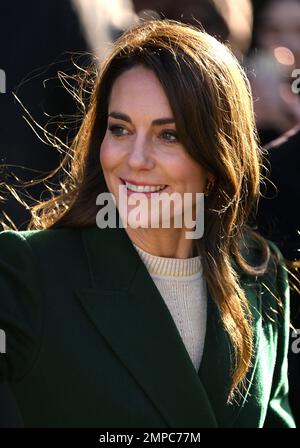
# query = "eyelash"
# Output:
<box><xmin>108</xmin><ymin>125</ymin><xmax>179</xmax><ymax>143</ymax></box>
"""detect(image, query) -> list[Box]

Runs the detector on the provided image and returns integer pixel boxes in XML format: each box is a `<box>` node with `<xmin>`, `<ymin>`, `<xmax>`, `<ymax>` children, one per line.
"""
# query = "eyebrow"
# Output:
<box><xmin>108</xmin><ymin>112</ymin><xmax>175</xmax><ymax>126</ymax></box>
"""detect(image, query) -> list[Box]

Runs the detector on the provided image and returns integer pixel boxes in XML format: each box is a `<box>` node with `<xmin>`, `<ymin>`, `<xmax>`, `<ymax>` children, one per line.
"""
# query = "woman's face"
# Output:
<box><xmin>100</xmin><ymin>65</ymin><xmax>207</xmax><ymax>229</ymax></box>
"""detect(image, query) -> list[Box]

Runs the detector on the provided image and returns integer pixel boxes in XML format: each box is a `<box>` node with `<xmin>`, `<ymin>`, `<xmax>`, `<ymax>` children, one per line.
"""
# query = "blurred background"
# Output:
<box><xmin>0</xmin><ymin>0</ymin><xmax>299</xmax><ymax>426</ymax></box>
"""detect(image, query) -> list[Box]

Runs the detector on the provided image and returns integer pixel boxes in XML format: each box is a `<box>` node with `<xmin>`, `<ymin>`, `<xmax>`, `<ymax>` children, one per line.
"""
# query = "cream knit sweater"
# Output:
<box><xmin>133</xmin><ymin>244</ymin><xmax>207</xmax><ymax>372</ymax></box>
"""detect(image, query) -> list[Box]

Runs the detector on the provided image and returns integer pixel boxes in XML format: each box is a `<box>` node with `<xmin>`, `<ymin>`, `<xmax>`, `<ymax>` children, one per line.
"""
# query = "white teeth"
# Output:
<box><xmin>124</xmin><ymin>182</ymin><xmax>166</xmax><ymax>192</ymax></box>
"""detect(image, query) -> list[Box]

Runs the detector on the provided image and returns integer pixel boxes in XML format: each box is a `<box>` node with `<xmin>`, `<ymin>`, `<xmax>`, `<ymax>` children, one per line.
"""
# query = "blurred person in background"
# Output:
<box><xmin>249</xmin><ymin>0</ymin><xmax>300</xmax><ymax>145</ymax></box>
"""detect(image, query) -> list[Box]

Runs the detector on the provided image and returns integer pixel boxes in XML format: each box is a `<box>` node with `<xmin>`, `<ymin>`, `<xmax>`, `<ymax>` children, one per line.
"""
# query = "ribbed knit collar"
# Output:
<box><xmin>133</xmin><ymin>243</ymin><xmax>202</xmax><ymax>277</ymax></box>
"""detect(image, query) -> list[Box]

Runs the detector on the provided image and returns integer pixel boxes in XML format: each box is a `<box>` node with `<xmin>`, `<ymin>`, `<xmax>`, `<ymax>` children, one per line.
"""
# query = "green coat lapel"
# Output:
<box><xmin>76</xmin><ymin>226</ymin><xmax>262</xmax><ymax>427</ymax></box>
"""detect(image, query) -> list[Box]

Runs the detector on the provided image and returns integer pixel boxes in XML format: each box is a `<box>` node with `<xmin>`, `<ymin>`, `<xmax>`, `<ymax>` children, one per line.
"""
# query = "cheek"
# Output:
<box><xmin>190</xmin><ymin>168</ymin><xmax>207</xmax><ymax>192</ymax></box>
<box><xmin>100</xmin><ymin>139</ymin><xmax>119</xmax><ymax>174</ymax></box>
<box><xmin>176</xmin><ymin>157</ymin><xmax>207</xmax><ymax>191</ymax></box>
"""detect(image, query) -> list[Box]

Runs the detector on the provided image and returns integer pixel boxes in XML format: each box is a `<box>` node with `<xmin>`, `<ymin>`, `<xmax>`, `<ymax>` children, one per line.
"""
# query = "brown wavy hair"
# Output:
<box><xmin>26</xmin><ymin>19</ymin><xmax>270</xmax><ymax>402</ymax></box>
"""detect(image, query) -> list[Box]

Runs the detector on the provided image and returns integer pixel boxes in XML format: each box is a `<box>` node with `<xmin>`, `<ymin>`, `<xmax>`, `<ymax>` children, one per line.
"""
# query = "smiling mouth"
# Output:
<box><xmin>120</xmin><ymin>179</ymin><xmax>167</xmax><ymax>193</ymax></box>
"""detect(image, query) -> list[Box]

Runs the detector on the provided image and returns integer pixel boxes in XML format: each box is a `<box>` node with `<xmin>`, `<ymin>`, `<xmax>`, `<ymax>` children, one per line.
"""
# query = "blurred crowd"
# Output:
<box><xmin>0</xmin><ymin>0</ymin><xmax>299</xmax><ymax>426</ymax></box>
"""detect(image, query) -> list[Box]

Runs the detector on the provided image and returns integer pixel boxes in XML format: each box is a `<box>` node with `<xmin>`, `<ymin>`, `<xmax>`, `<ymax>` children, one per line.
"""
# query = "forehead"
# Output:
<box><xmin>108</xmin><ymin>66</ymin><xmax>173</xmax><ymax>117</ymax></box>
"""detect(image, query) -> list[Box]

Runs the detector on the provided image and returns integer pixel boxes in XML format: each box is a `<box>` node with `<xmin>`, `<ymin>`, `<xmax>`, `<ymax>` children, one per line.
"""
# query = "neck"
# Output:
<box><xmin>124</xmin><ymin>227</ymin><xmax>196</xmax><ymax>258</ymax></box>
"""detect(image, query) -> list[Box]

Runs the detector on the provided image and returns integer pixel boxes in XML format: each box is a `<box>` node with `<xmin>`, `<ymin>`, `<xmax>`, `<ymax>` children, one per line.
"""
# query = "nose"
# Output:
<box><xmin>127</xmin><ymin>135</ymin><xmax>155</xmax><ymax>171</ymax></box>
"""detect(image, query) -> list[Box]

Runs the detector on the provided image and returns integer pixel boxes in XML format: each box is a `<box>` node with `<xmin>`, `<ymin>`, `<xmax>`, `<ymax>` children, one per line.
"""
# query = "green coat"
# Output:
<box><xmin>0</xmin><ymin>226</ymin><xmax>296</xmax><ymax>427</ymax></box>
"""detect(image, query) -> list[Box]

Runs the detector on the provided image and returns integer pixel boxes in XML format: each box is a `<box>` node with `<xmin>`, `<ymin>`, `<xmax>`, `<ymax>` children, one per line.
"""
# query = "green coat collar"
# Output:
<box><xmin>76</xmin><ymin>226</ymin><xmax>262</xmax><ymax>427</ymax></box>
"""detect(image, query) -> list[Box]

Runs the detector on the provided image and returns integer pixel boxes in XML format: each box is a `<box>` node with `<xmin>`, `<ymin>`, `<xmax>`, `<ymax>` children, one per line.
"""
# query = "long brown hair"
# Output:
<box><xmin>27</xmin><ymin>19</ymin><xmax>270</xmax><ymax>401</ymax></box>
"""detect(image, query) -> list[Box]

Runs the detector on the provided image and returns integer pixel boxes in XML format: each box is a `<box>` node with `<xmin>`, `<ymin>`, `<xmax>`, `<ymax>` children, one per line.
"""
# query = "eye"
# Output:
<box><xmin>159</xmin><ymin>130</ymin><xmax>179</xmax><ymax>143</ymax></box>
<box><xmin>108</xmin><ymin>124</ymin><xmax>129</xmax><ymax>137</ymax></box>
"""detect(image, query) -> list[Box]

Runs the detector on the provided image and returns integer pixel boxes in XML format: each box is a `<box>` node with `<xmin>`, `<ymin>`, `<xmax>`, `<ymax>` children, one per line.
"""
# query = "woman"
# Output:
<box><xmin>0</xmin><ymin>20</ymin><xmax>295</xmax><ymax>427</ymax></box>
